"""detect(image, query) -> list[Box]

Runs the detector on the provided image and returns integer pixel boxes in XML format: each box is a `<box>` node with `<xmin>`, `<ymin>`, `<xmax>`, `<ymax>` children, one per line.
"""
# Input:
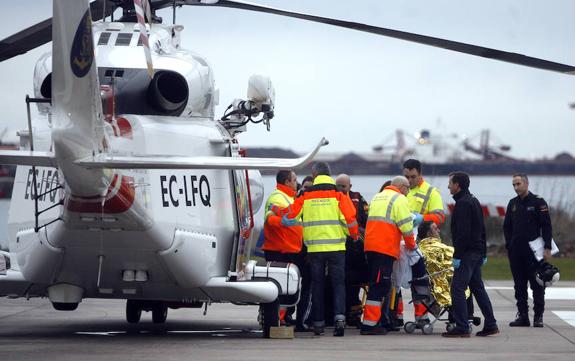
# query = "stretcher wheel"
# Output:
<box><xmin>472</xmin><ymin>316</ymin><xmax>481</xmax><ymax>326</ymax></box>
<box><xmin>446</xmin><ymin>323</ymin><xmax>455</xmax><ymax>332</ymax></box>
<box><xmin>422</xmin><ymin>323</ymin><xmax>433</xmax><ymax>335</ymax></box>
<box><xmin>404</xmin><ymin>322</ymin><xmax>417</xmax><ymax>334</ymax></box>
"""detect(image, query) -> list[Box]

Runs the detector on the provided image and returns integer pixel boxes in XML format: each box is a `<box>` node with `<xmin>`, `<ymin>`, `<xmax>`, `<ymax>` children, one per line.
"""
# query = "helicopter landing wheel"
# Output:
<box><xmin>259</xmin><ymin>298</ymin><xmax>280</xmax><ymax>338</ymax></box>
<box><xmin>152</xmin><ymin>303</ymin><xmax>168</xmax><ymax>324</ymax></box>
<box><xmin>126</xmin><ymin>300</ymin><xmax>142</xmax><ymax>324</ymax></box>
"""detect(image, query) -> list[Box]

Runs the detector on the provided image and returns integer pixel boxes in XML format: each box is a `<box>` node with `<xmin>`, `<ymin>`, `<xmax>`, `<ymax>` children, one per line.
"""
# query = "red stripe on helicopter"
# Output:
<box><xmin>66</xmin><ymin>174</ymin><xmax>135</xmax><ymax>213</ymax></box>
<box><xmin>446</xmin><ymin>203</ymin><xmax>506</xmax><ymax>218</ymax></box>
<box><xmin>115</xmin><ymin>117</ymin><xmax>133</xmax><ymax>138</ymax></box>
<box><xmin>105</xmin><ymin>117</ymin><xmax>133</xmax><ymax>139</ymax></box>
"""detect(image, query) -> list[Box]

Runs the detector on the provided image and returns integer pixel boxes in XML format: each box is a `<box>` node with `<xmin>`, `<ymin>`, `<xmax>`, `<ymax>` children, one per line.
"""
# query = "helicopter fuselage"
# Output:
<box><xmin>4</xmin><ymin>19</ymin><xmax>277</xmax><ymax>308</ymax></box>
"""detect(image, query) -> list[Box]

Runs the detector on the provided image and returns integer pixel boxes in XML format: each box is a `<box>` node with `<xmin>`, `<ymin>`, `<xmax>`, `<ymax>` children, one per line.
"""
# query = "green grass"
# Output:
<box><xmin>482</xmin><ymin>257</ymin><xmax>575</xmax><ymax>280</ymax></box>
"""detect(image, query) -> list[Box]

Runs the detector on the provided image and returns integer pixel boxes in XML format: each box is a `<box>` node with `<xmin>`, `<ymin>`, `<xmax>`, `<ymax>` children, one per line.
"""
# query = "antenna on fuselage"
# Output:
<box><xmin>172</xmin><ymin>0</ymin><xmax>177</xmax><ymax>24</ymax></box>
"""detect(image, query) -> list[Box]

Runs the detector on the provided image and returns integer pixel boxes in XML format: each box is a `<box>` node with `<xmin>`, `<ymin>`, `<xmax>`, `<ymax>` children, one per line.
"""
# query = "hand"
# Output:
<box><xmin>412</xmin><ymin>213</ymin><xmax>424</xmax><ymax>227</ymax></box>
<box><xmin>544</xmin><ymin>249</ymin><xmax>552</xmax><ymax>262</ymax></box>
<box><xmin>482</xmin><ymin>257</ymin><xmax>487</xmax><ymax>266</ymax></box>
<box><xmin>452</xmin><ymin>258</ymin><xmax>461</xmax><ymax>269</ymax></box>
<box><xmin>268</xmin><ymin>204</ymin><xmax>280</xmax><ymax>215</ymax></box>
<box><xmin>281</xmin><ymin>215</ymin><xmax>298</xmax><ymax>227</ymax></box>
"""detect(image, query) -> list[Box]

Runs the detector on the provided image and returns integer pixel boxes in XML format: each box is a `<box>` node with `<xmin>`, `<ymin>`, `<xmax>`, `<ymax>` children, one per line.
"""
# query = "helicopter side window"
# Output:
<box><xmin>97</xmin><ymin>32</ymin><xmax>111</xmax><ymax>46</ymax></box>
<box><xmin>115</xmin><ymin>33</ymin><xmax>133</xmax><ymax>46</ymax></box>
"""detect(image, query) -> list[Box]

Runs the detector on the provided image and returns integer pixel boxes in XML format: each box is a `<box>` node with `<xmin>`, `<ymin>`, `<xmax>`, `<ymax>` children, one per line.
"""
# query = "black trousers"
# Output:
<box><xmin>508</xmin><ymin>245</ymin><xmax>545</xmax><ymax>316</ymax></box>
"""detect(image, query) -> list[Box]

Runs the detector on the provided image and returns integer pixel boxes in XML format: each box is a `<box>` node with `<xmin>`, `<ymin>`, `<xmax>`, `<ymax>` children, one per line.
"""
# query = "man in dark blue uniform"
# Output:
<box><xmin>442</xmin><ymin>171</ymin><xmax>498</xmax><ymax>337</ymax></box>
<box><xmin>504</xmin><ymin>173</ymin><xmax>553</xmax><ymax>328</ymax></box>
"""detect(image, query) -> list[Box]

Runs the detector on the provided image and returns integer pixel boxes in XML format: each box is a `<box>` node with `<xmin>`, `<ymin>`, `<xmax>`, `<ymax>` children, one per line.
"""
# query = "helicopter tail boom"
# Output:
<box><xmin>50</xmin><ymin>0</ymin><xmax>108</xmax><ymax>197</ymax></box>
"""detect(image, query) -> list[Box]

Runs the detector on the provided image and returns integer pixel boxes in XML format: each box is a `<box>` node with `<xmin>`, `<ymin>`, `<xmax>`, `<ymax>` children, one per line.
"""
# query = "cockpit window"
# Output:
<box><xmin>97</xmin><ymin>32</ymin><xmax>111</xmax><ymax>45</ymax></box>
<box><xmin>115</xmin><ymin>33</ymin><xmax>133</xmax><ymax>46</ymax></box>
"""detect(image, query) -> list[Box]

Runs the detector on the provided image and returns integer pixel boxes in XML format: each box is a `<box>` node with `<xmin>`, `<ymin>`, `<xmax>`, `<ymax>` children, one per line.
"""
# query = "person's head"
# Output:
<box><xmin>512</xmin><ymin>173</ymin><xmax>529</xmax><ymax>198</ymax></box>
<box><xmin>276</xmin><ymin>170</ymin><xmax>298</xmax><ymax>191</ymax></box>
<box><xmin>311</xmin><ymin>161</ymin><xmax>331</xmax><ymax>178</ymax></box>
<box><xmin>335</xmin><ymin>174</ymin><xmax>351</xmax><ymax>194</ymax></box>
<box><xmin>417</xmin><ymin>221</ymin><xmax>440</xmax><ymax>240</ymax></box>
<box><xmin>448</xmin><ymin>171</ymin><xmax>470</xmax><ymax>195</ymax></box>
<box><xmin>301</xmin><ymin>175</ymin><xmax>314</xmax><ymax>190</ymax></box>
<box><xmin>379</xmin><ymin>180</ymin><xmax>392</xmax><ymax>192</ymax></box>
<box><xmin>403</xmin><ymin>159</ymin><xmax>422</xmax><ymax>189</ymax></box>
<box><xmin>391</xmin><ymin>175</ymin><xmax>410</xmax><ymax>196</ymax></box>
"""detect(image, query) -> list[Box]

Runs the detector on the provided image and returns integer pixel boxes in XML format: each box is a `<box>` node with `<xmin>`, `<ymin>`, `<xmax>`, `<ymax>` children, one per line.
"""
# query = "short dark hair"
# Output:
<box><xmin>449</xmin><ymin>171</ymin><xmax>470</xmax><ymax>190</ymax></box>
<box><xmin>312</xmin><ymin>161</ymin><xmax>331</xmax><ymax>176</ymax></box>
<box><xmin>403</xmin><ymin>159</ymin><xmax>421</xmax><ymax>173</ymax></box>
<box><xmin>276</xmin><ymin>170</ymin><xmax>294</xmax><ymax>185</ymax></box>
<box><xmin>379</xmin><ymin>180</ymin><xmax>392</xmax><ymax>192</ymax></box>
<box><xmin>512</xmin><ymin>173</ymin><xmax>529</xmax><ymax>183</ymax></box>
<box><xmin>417</xmin><ymin>221</ymin><xmax>434</xmax><ymax>241</ymax></box>
<box><xmin>302</xmin><ymin>175</ymin><xmax>314</xmax><ymax>184</ymax></box>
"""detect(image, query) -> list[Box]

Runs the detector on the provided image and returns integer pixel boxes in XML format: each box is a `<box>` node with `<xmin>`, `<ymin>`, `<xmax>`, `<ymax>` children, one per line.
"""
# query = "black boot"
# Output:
<box><xmin>333</xmin><ymin>319</ymin><xmax>345</xmax><ymax>337</ymax></box>
<box><xmin>509</xmin><ymin>313</ymin><xmax>530</xmax><ymax>327</ymax></box>
<box><xmin>533</xmin><ymin>314</ymin><xmax>543</xmax><ymax>328</ymax></box>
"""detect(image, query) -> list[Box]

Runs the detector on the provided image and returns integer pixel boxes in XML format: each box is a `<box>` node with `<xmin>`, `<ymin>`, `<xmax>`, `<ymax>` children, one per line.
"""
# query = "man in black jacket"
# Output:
<box><xmin>504</xmin><ymin>173</ymin><xmax>553</xmax><ymax>328</ymax></box>
<box><xmin>442</xmin><ymin>172</ymin><xmax>499</xmax><ymax>337</ymax></box>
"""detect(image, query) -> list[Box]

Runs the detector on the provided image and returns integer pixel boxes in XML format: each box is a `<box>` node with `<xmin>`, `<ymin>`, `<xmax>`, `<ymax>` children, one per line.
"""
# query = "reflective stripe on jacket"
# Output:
<box><xmin>284</xmin><ymin>175</ymin><xmax>358</xmax><ymax>253</ymax></box>
<box><xmin>364</xmin><ymin>186</ymin><xmax>415</xmax><ymax>259</ymax></box>
<box><xmin>407</xmin><ymin>179</ymin><xmax>445</xmax><ymax>225</ymax></box>
<box><xmin>263</xmin><ymin>184</ymin><xmax>303</xmax><ymax>253</ymax></box>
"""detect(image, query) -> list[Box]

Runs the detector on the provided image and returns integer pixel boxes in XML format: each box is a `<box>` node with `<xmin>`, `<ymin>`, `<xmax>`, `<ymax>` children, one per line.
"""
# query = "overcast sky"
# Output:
<box><xmin>1</xmin><ymin>0</ymin><xmax>574</xmax><ymax>160</ymax></box>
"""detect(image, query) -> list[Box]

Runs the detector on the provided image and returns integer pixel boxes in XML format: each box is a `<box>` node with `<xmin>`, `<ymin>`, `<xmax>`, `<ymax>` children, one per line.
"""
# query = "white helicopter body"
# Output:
<box><xmin>0</xmin><ymin>0</ymin><xmax>321</xmax><ymax>330</ymax></box>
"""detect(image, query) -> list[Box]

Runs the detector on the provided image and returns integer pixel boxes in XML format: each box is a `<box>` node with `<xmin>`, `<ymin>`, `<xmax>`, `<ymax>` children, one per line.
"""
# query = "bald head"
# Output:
<box><xmin>391</xmin><ymin>175</ymin><xmax>410</xmax><ymax>195</ymax></box>
<box><xmin>335</xmin><ymin>174</ymin><xmax>351</xmax><ymax>194</ymax></box>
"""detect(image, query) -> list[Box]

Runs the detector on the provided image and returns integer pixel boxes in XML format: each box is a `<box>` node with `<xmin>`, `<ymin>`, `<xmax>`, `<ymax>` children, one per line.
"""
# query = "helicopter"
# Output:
<box><xmin>0</xmin><ymin>0</ymin><xmax>573</xmax><ymax>338</ymax></box>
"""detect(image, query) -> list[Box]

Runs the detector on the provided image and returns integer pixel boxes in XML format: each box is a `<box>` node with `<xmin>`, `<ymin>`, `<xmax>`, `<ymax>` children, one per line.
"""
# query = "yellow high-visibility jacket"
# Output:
<box><xmin>406</xmin><ymin>179</ymin><xmax>445</xmax><ymax>225</ymax></box>
<box><xmin>281</xmin><ymin>175</ymin><xmax>358</xmax><ymax>253</ymax></box>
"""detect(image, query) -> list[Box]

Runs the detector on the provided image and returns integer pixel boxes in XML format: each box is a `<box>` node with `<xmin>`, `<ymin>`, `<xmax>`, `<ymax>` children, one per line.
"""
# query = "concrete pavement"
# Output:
<box><xmin>1</xmin><ymin>280</ymin><xmax>574</xmax><ymax>361</ymax></box>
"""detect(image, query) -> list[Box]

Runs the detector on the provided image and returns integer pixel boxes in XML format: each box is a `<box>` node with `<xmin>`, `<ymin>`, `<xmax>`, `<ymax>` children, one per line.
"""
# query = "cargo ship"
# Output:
<box><xmin>246</xmin><ymin>128</ymin><xmax>575</xmax><ymax>176</ymax></box>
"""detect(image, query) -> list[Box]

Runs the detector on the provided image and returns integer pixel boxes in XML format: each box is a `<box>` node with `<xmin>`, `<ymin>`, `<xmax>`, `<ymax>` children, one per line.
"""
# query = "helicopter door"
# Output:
<box><xmin>231</xmin><ymin>168</ymin><xmax>256</xmax><ymax>279</ymax></box>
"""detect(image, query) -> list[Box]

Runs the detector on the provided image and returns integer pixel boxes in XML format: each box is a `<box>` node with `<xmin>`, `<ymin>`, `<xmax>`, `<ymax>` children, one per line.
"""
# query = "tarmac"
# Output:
<box><xmin>1</xmin><ymin>280</ymin><xmax>574</xmax><ymax>361</ymax></box>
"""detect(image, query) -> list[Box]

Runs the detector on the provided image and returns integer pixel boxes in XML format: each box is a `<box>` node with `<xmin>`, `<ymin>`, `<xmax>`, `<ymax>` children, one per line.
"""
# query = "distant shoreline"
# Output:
<box><xmin>246</xmin><ymin>148</ymin><xmax>575</xmax><ymax>176</ymax></box>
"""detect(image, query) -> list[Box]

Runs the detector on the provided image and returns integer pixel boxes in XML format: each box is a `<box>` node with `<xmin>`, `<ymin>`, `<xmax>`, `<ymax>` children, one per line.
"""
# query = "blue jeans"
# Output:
<box><xmin>451</xmin><ymin>252</ymin><xmax>497</xmax><ymax>332</ymax></box>
<box><xmin>309</xmin><ymin>251</ymin><xmax>346</xmax><ymax>326</ymax></box>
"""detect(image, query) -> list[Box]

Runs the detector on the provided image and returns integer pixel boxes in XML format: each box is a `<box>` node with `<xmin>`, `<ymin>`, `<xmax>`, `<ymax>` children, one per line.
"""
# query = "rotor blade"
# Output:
<box><xmin>134</xmin><ymin>0</ymin><xmax>155</xmax><ymax>77</ymax></box>
<box><xmin>0</xmin><ymin>0</ymin><xmax>117</xmax><ymax>62</ymax></box>
<box><xmin>76</xmin><ymin>137</ymin><xmax>329</xmax><ymax>170</ymax></box>
<box><xmin>183</xmin><ymin>0</ymin><xmax>575</xmax><ymax>75</ymax></box>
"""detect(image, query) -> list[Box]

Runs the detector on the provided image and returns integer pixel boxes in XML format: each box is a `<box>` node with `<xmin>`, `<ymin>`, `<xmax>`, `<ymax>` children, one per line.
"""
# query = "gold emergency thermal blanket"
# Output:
<box><xmin>418</xmin><ymin>237</ymin><xmax>468</xmax><ymax>307</ymax></box>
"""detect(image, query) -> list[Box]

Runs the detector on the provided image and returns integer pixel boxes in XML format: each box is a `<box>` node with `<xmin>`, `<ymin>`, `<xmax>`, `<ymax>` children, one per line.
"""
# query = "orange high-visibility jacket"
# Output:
<box><xmin>263</xmin><ymin>183</ymin><xmax>303</xmax><ymax>253</ymax></box>
<box><xmin>364</xmin><ymin>186</ymin><xmax>416</xmax><ymax>259</ymax></box>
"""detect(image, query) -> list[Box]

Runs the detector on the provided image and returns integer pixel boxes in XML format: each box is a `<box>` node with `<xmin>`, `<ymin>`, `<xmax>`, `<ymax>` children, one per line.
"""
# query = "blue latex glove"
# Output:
<box><xmin>482</xmin><ymin>257</ymin><xmax>487</xmax><ymax>266</ymax></box>
<box><xmin>452</xmin><ymin>258</ymin><xmax>461</xmax><ymax>269</ymax></box>
<box><xmin>281</xmin><ymin>215</ymin><xmax>298</xmax><ymax>227</ymax></box>
<box><xmin>412</xmin><ymin>213</ymin><xmax>424</xmax><ymax>227</ymax></box>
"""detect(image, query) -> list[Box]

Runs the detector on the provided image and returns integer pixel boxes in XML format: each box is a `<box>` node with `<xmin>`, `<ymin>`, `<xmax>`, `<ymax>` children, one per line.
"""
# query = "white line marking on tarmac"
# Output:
<box><xmin>536</xmin><ymin>288</ymin><xmax>575</xmax><ymax>300</ymax></box>
<box><xmin>487</xmin><ymin>287</ymin><xmax>575</xmax><ymax>300</ymax></box>
<box><xmin>485</xmin><ymin>287</ymin><xmax>514</xmax><ymax>290</ymax></box>
<box><xmin>553</xmin><ymin>311</ymin><xmax>575</xmax><ymax>327</ymax></box>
